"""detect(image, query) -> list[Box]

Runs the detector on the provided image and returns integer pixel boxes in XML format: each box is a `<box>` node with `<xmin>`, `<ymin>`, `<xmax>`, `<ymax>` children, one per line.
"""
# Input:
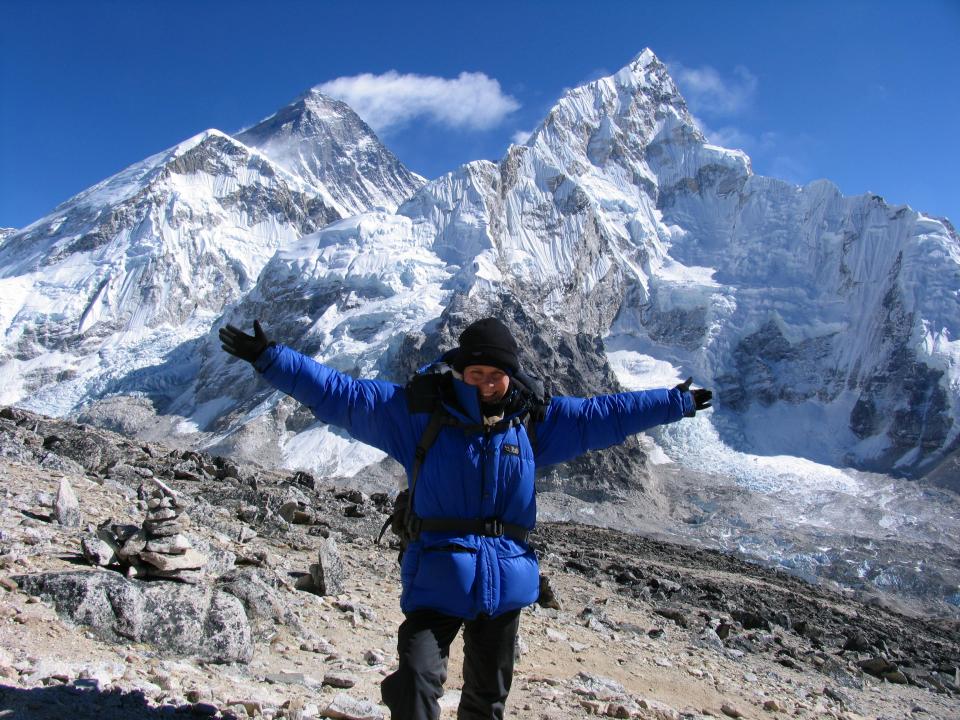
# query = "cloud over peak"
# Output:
<box><xmin>318</xmin><ymin>71</ymin><xmax>520</xmax><ymax>133</ymax></box>
<box><xmin>669</xmin><ymin>62</ymin><xmax>758</xmax><ymax>117</ymax></box>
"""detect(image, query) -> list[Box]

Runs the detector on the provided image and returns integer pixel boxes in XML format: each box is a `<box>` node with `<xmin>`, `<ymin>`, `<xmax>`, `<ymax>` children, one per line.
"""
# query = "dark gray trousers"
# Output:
<box><xmin>380</xmin><ymin>608</ymin><xmax>521</xmax><ymax>720</ymax></box>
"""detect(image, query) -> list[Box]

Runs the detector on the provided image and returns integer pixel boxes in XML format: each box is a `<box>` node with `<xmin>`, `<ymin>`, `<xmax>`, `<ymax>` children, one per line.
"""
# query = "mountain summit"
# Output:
<box><xmin>237</xmin><ymin>89</ymin><xmax>425</xmax><ymax>215</ymax></box>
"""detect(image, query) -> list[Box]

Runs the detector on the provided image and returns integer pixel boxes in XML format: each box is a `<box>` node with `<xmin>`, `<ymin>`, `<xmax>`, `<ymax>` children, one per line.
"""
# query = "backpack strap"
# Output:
<box><xmin>508</xmin><ymin>369</ymin><xmax>548</xmax><ymax>453</ymax></box>
<box><xmin>403</xmin><ymin>410</ymin><xmax>535</xmax><ymax>545</ymax></box>
<box><xmin>376</xmin><ymin>406</ymin><xmax>486</xmax><ymax>547</ymax></box>
<box><xmin>376</xmin><ymin>488</ymin><xmax>409</xmax><ymax>545</ymax></box>
<box><xmin>403</xmin><ymin>406</ymin><xmax>447</xmax><ymax>534</ymax></box>
<box><xmin>524</xmin><ymin>398</ymin><xmax>547</xmax><ymax>452</ymax></box>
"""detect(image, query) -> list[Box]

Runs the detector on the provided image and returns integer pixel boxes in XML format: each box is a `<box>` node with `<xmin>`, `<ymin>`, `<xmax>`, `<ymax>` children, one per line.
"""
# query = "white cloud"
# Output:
<box><xmin>511</xmin><ymin>128</ymin><xmax>535</xmax><ymax>145</ymax></box>
<box><xmin>669</xmin><ymin>62</ymin><xmax>758</xmax><ymax>117</ymax></box>
<box><xmin>318</xmin><ymin>71</ymin><xmax>520</xmax><ymax>133</ymax></box>
<box><xmin>694</xmin><ymin>116</ymin><xmax>752</xmax><ymax>151</ymax></box>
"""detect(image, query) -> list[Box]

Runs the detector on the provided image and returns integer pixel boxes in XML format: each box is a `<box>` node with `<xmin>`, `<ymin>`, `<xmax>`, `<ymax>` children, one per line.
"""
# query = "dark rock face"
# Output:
<box><xmin>657</xmin><ymin>162</ymin><xmax>748</xmax><ymax>210</ymax></box>
<box><xmin>714</xmin><ymin>305</ymin><xmax>954</xmax><ymax>478</ymax></box>
<box><xmin>922</xmin><ymin>441</ymin><xmax>960</xmax><ymax>493</ymax></box>
<box><xmin>41</xmin><ymin>426</ymin><xmax>124</xmax><ymax>475</ymax></box>
<box><xmin>850</xmin><ymin>345</ymin><xmax>952</xmax><ymax>471</ymax></box>
<box><xmin>161</xmin><ymin>278</ymin><xmax>388</xmax><ymax>433</ymax></box>
<box><xmin>217</xmin><ymin>567</ymin><xmax>301</xmax><ymax>641</ymax></box>
<box><xmin>1</xmin><ymin>406</ymin><xmax>134</xmax><ymax>477</ymax></box>
<box><xmin>15</xmin><ymin>571</ymin><xmax>253</xmax><ymax>663</ymax></box>
<box><xmin>639</xmin><ymin>304</ymin><xmax>708</xmax><ymax>352</ymax></box>
<box><xmin>847</xmin><ymin>282</ymin><xmax>953</xmax><ymax>474</ymax></box>
<box><xmin>716</xmin><ymin>320</ymin><xmax>843</xmax><ymax>413</ymax></box>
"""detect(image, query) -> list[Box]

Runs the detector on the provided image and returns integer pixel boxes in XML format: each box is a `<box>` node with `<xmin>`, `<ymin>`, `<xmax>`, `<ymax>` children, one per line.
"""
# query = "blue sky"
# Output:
<box><xmin>2</xmin><ymin>0</ymin><xmax>958</xmax><ymax>230</ymax></box>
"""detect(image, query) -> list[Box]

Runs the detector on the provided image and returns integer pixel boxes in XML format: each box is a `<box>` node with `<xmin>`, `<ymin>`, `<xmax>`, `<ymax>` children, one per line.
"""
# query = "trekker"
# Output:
<box><xmin>219</xmin><ymin>317</ymin><xmax>712</xmax><ymax>720</ymax></box>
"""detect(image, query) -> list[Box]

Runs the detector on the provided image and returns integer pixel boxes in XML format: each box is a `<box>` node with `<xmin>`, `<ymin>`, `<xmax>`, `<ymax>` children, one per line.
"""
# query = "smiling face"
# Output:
<box><xmin>462</xmin><ymin>364</ymin><xmax>511</xmax><ymax>404</ymax></box>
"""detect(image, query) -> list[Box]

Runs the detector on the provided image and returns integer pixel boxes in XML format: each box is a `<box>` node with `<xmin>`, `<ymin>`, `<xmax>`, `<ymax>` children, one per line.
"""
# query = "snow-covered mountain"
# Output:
<box><xmin>3</xmin><ymin>50</ymin><xmax>957</xmax><ymax>487</ymax></box>
<box><xmin>237</xmin><ymin>89</ymin><xmax>425</xmax><ymax>216</ymax></box>
<box><xmin>4</xmin><ymin>48</ymin><xmax>960</xmax><ymax>611</ymax></box>
<box><xmin>502</xmin><ymin>51</ymin><xmax>959</xmax><ymax>481</ymax></box>
<box><xmin>148</xmin><ymin>49</ymin><xmax>959</xmax><ymax>485</ymax></box>
<box><xmin>6</xmin><ymin>50</ymin><xmax>956</xmax><ymax>486</ymax></box>
<box><xmin>0</xmin><ymin>93</ymin><xmax>424</xmax><ymax>418</ymax></box>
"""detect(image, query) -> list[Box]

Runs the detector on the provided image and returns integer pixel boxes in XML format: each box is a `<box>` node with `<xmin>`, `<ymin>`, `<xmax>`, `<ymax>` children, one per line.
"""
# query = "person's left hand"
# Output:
<box><xmin>675</xmin><ymin>377</ymin><xmax>713</xmax><ymax>415</ymax></box>
<box><xmin>219</xmin><ymin>320</ymin><xmax>270</xmax><ymax>364</ymax></box>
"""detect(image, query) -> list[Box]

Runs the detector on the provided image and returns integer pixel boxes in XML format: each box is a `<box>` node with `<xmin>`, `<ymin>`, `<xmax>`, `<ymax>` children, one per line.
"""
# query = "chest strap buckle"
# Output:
<box><xmin>482</xmin><ymin>518</ymin><xmax>504</xmax><ymax>537</ymax></box>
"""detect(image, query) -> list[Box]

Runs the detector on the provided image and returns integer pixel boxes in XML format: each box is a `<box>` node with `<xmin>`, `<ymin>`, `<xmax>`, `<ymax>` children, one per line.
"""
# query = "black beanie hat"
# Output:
<box><xmin>452</xmin><ymin>317</ymin><xmax>520</xmax><ymax>375</ymax></box>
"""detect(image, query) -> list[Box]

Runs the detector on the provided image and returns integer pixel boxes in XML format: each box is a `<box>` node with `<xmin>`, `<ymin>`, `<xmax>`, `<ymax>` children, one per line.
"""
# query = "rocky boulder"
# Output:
<box><xmin>15</xmin><ymin>570</ymin><xmax>252</xmax><ymax>663</ymax></box>
<box><xmin>217</xmin><ymin>566</ymin><xmax>302</xmax><ymax>640</ymax></box>
<box><xmin>54</xmin><ymin>477</ymin><xmax>82</xmax><ymax>527</ymax></box>
<box><xmin>295</xmin><ymin>535</ymin><xmax>346</xmax><ymax>596</ymax></box>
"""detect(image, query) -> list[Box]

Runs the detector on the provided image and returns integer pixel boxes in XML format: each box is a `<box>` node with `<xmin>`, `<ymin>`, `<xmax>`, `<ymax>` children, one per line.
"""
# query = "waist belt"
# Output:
<box><xmin>408</xmin><ymin>515</ymin><xmax>530</xmax><ymax>543</ymax></box>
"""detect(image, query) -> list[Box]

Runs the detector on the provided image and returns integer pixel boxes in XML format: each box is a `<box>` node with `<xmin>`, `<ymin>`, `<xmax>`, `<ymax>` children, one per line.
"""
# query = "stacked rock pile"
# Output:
<box><xmin>134</xmin><ymin>486</ymin><xmax>207</xmax><ymax>584</ymax></box>
<box><xmin>81</xmin><ymin>480</ymin><xmax>208</xmax><ymax>584</ymax></box>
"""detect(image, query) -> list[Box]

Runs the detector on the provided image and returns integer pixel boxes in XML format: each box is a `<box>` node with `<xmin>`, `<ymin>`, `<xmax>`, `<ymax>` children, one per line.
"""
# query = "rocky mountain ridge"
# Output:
<box><xmin>1</xmin><ymin>406</ymin><xmax>958</xmax><ymax>720</ymax></box>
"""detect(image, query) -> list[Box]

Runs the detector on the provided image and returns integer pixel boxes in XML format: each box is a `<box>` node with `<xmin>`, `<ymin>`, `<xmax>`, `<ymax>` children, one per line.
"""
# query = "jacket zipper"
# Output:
<box><xmin>480</xmin><ymin>425</ymin><xmax>491</xmax><ymax>508</ymax></box>
<box><xmin>480</xmin><ymin>425</ymin><xmax>493</xmax><ymax>614</ymax></box>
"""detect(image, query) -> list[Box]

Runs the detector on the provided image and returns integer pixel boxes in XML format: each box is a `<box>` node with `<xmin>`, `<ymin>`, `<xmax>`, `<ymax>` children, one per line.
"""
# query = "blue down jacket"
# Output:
<box><xmin>255</xmin><ymin>344</ymin><xmax>693</xmax><ymax>619</ymax></box>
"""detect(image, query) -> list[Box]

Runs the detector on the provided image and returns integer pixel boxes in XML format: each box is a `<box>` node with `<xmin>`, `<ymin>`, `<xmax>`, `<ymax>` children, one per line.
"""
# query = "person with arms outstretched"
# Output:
<box><xmin>219</xmin><ymin>317</ymin><xmax>712</xmax><ymax>720</ymax></box>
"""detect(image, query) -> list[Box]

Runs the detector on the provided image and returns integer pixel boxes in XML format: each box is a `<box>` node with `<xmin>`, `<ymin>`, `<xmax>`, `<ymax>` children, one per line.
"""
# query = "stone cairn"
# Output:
<box><xmin>83</xmin><ymin>478</ymin><xmax>208</xmax><ymax>583</ymax></box>
<box><xmin>134</xmin><ymin>482</ymin><xmax>207</xmax><ymax>583</ymax></box>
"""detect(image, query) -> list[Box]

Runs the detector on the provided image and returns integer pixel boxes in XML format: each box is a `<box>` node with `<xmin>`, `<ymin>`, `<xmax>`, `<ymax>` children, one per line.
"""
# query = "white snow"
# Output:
<box><xmin>282</xmin><ymin>424</ymin><xmax>387</xmax><ymax>478</ymax></box>
<box><xmin>607</xmin><ymin>349</ymin><xmax>683</xmax><ymax>391</ymax></box>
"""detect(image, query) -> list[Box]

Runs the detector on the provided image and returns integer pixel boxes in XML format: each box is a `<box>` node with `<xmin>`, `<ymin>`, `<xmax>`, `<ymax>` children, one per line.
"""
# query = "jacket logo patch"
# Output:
<box><xmin>502</xmin><ymin>444</ymin><xmax>520</xmax><ymax>456</ymax></box>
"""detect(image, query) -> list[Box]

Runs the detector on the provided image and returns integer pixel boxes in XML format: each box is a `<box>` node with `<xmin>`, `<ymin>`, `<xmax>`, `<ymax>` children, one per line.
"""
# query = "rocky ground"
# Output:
<box><xmin>0</xmin><ymin>405</ymin><xmax>958</xmax><ymax>720</ymax></box>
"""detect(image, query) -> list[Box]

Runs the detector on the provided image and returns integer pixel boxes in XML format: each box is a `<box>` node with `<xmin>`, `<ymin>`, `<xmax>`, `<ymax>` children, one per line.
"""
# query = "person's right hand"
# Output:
<box><xmin>219</xmin><ymin>320</ymin><xmax>270</xmax><ymax>364</ymax></box>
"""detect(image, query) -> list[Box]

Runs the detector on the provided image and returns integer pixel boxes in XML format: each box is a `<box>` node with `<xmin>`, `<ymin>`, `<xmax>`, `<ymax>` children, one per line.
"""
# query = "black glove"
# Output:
<box><xmin>675</xmin><ymin>377</ymin><xmax>713</xmax><ymax>416</ymax></box>
<box><xmin>219</xmin><ymin>320</ymin><xmax>271</xmax><ymax>364</ymax></box>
